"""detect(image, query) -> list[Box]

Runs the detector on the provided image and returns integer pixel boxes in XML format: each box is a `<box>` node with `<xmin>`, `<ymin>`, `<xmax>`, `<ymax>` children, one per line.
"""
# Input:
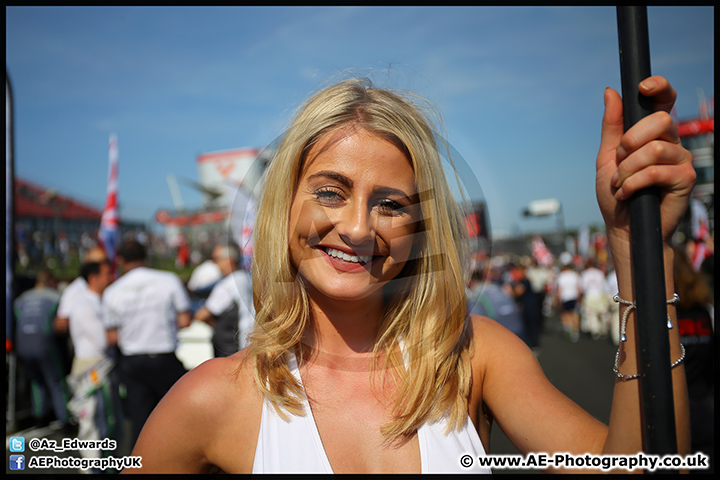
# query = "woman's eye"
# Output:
<box><xmin>376</xmin><ymin>199</ymin><xmax>405</xmax><ymax>215</ymax></box>
<box><xmin>314</xmin><ymin>187</ymin><xmax>344</xmax><ymax>203</ymax></box>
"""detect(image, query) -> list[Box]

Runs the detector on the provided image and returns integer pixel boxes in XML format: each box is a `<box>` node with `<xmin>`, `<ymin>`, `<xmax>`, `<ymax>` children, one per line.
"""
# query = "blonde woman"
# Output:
<box><xmin>128</xmin><ymin>76</ymin><xmax>694</xmax><ymax>473</ymax></box>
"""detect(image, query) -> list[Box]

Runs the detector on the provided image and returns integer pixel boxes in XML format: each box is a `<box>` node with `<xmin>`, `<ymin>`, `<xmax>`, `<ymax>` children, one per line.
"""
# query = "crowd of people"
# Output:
<box><xmin>9</xmin><ymin>237</ymin><xmax>254</xmax><ymax>473</ymax></box>
<box><xmin>470</xmin><ymin>241</ymin><xmax>713</xmax><ymax>349</ymax></box>
<box><xmin>12</xmin><ymin>223</ymin><xmax>222</xmax><ymax>283</ymax></box>
<box><xmin>469</xmin><ymin>253</ymin><xmax>630</xmax><ymax>350</ymax></box>
<box><xmin>467</xmin><ymin>241</ymin><xmax>714</xmax><ymax>465</ymax></box>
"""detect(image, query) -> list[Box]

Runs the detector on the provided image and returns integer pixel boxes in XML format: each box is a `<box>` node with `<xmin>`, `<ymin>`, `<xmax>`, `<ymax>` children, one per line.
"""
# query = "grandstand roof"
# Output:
<box><xmin>14</xmin><ymin>178</ymin><xmax>103</xmax><ymax>221</ymax></box>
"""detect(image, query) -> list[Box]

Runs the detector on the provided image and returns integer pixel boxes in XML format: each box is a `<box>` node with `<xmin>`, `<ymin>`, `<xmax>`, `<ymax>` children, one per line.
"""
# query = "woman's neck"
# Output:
<box><xmin>303</xmin><ymin>288</ymin><xmax>385</xmax><ymax>358</ymax></box>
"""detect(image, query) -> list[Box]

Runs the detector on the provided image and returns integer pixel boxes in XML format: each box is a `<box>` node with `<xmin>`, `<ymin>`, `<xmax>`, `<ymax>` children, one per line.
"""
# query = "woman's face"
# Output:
<box><xmin>288</xmin><ymin>127</ymin><xmax>420</xmax><ymax>304</ymax></box>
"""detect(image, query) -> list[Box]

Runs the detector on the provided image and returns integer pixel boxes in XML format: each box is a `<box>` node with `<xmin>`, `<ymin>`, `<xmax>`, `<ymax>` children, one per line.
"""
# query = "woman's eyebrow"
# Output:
<box><xmin>307</xmin><ymin>170</ymin><xmax>353</xmax><ymax>188</ymax></box>
<box><xmin>373</xmin><ymin>186</ymin><xmax>416</xmax><ymax>203</ymax></box>
<box><xmin>307</xmin><ymin>170</ymin><xmax>418</xmax><ymax>203</ymax></box>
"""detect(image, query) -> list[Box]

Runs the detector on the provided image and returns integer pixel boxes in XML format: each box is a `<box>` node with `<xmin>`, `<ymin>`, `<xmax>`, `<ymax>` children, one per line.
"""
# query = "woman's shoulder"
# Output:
<box><xmin>467</xmin><ymin>314</ymin><xmax>538</xmax><ymax>378</ymax></box>
<box><xmin>468</xmin><ymin>314</ymin><xmax>528</xmax><ymax>347</ymax></box>
<box><xmin>186</xmin><ymin>348</ymin><xmax>252</xmax><ymax>381</ymax></box>
<box><xmin>130</xmin><ymin>350</ymin><xmax>263</xmax><ymax>473</ymax></box>
<box><xmin>178</xmin><ymin>351</ymin><xmax>259</xmax><ymax>408</ymax></box>
<box><xmin>176</xmin><ymin>350</ymin><xmax>265</xmax><ymax>436</ymax></box>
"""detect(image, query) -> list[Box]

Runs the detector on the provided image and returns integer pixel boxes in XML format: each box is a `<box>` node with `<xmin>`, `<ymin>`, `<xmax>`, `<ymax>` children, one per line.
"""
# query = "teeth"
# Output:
<box><xmin>325</xmin><ymin>248</ymin><xmax>371</xmax><ymax>264</ymax></box>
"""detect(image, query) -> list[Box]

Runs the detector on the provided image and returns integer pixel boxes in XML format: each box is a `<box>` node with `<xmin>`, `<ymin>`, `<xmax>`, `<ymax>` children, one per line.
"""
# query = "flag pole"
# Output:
<box><xmin>616</xmin><ymin>6</ymin><xmax>678</xmax><ymax>459</ymax></box>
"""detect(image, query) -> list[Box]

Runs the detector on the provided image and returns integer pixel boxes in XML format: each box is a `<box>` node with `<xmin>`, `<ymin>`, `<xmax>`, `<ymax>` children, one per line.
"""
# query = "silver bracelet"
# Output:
<box><xmin>613</xmin><ymin>343</ymin><xmax>685</xmax><ymax>380</ymax></box>
<box><xmin>613</xmin><ymin>293</ymin><xmax>679</xmax><ymax>343</ymax></box>
<box><xmin>612</xmin><ymin>293</ymin><xmax>683</xmax><ymax>379</ymax></box>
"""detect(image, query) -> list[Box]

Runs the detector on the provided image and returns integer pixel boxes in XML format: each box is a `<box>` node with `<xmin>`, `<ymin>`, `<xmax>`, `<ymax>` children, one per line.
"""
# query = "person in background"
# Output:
<box><xmin>673</xmin><ymin>244</ymin><xmax>714</xmax><ymax>471</ymax></box>
<box><xmin>194</xmin><ymin>244</ymin><xmax>255</xmax><ymax>357</ymax></box>
<box><xmin>525</xmin><ymin>258</ymin><xmax>552</xmax><ymax>333</ymax></box>
<box><xmin>555</xmin><ymin>256</ymin><xmax>582</xmax><ymax>342</ymax></box>
<box><xmin>509</xmin><ymin>262</ymin><xmax>542</xmax><ymax>351</ymax></box>
<box><xmin>55</xmin><ymin>247</ymin><xmax>109</xmax><ymax>339</ymax></box>
<box><xmin>580</xmin><ymin>258</ymin><xmax>609</xmax><ymax>340</ymax></box>
<box><xmin>176</xmin><ymin>236</ymin><xmax>190</xmax><ymax>269</ymax></box>
<box><xmin>605</xmin><ymin>266</ymin><xmax>620</xmax><ymax>345</ymax></box>
<box><xmin>467</xmin><ymin>268</ymin><xmax>526</xmax><ymax>345</ymax></box>
<box><xmin>66</xmin><ymin>258</ymin><xmax>123</xmax><ymax>468</ymax></box>
<box><xmin>186</xmin><ymin>246</ymin><xmax>224</xmax><ymax>315</ymax></box>
<box><xmin>12</xmin><ymin>269</ymin><xmax>72</xmax><ymax>429</ymax></box>
<box><xmin>186</xmin><ymin>247</ymin><xmax>223</xmax><ymax>297</ymax></box>
<box><xmin>102</xmin><ymin>239</ymin><xmax>191</xmax><ymax>448</ymax></box>
<box><xmin>54</xmin><ymin>247</ymin><xmax>111</xmax><ymax>376</ymax></box>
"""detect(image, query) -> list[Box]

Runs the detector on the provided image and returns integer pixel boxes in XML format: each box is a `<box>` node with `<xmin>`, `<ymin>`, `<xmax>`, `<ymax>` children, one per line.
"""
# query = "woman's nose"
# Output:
<box><xmin>336</xmin><ymin>201</ymin><xmax>375</xmax><ymax>247</ymax></box>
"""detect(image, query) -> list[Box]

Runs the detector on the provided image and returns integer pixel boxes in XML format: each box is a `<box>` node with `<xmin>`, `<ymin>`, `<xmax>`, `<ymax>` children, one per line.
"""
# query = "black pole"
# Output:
<box><xmin>616</xmin><ymin>6</ymin><xmax>678</xmax><ymax>461</ymax></box>
<box><xmin>7</xmin><ymin>68</ymin><xmax>17</xmax><ymax>432</ymax></box>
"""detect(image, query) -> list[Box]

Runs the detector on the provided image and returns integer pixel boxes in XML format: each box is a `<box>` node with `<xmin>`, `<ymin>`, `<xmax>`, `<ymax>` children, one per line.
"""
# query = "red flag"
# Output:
<box><xmin>465</xmin><ymin>212</ymin><xmax>481</xmax><ymax>238</ymax></box>
<box><xmin>689</xmin><ymin>199</ymin><xmax>710</xmax><ymax>272</ymax></box>
<box><xmin>227</xmin><ymin>183</ymin><xmax>255</xmax><ymax>270</ymax></box>
<box><xmin>691</xmin><ymin>241</ymin><xmax>710</xmax><ymax>272</ymax></box>
<box><xmin>98</xmin><ymin>134</ymin><xmax>119</xmax><ymax>265</ymax></box>
<box><xmin>698</xmin><ymin>88</ymin><xmax>709</xmax><ymax>120</ymax></box>
<box><xmin>531</xmin><ymin>236</ymin><xmax>554</xmax><ymax>268</ymax></box>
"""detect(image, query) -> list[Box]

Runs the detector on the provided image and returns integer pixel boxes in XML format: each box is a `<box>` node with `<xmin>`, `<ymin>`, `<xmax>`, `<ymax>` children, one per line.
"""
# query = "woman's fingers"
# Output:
<box><xmin>615</xmin><ymin>110</ymin><xmax>679</xmax><ymax>163</ymax></box>
<box><xmin>611</xmin><ymin>140</ymin><xmax>691</xmax><ymax>197</ymax></box>
<box><xmin>613</xmin><ymin>160</ymin><xmax>695</xmax><ymax>202</ymax></box>
<box><xmin>639</xmin><ymin>75</ymin><xmax>677</xmax><ymax>113</ymax></box>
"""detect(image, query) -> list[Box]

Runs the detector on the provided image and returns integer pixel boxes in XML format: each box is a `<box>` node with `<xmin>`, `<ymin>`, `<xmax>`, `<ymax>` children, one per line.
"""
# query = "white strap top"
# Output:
<box><xmin>252</xmin><ymin>351</ymin><xmax>490</xmax><ymax>474</ymax></box>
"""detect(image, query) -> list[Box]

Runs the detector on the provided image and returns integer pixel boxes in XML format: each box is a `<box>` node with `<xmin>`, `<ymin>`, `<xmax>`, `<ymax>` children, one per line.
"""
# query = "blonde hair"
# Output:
<box><xmin>245</xmin><ymin>77</ymin><xmax>473</xmax><ymax>442</ymax></box>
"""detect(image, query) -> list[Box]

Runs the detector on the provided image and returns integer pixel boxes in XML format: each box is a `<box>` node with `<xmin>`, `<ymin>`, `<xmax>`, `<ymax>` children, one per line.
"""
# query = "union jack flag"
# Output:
<box><xmin>690</xmin><ymin>199</ymin><xmax>711</xmax><ymax>272</ymax></box>
<box><xmin>98</xmin><ymin>134</ymin><xmax>119</xmax><ymax>266</ymax></box>
<box><xmin>532</xmin><ymin>236</ymin><xmax>554</xmax><ymax>268</ymax></box>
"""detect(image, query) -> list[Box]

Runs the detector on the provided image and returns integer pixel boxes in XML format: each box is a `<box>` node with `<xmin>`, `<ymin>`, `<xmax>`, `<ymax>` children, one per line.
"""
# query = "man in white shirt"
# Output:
<box><xmin>555</xmin><ymin>259</ymin><xmax>582</xmax><ymax>342</ymax></box>
<box><xmin>52</xmin><ymin>247</ymin><xmax>109</xmax><ymax>378</ymax></box>
<box><xmin>194</xmin><ymin>244</ymin><xmax>255</xmax><ymax>356</ymax></box>
<box><xmin>68</xmin><ymin>260</ymin><xmax>115</xmax><ymax>374</ymax></box>
<box><xmin>103</xmin><ymin>239</ymin><xmax>191</xmax><ymax>446</ymax></box>
<box><xmin>55</xmin><ymin>247</ymin><xmax>109</xmax><ymax>335</ymax></box>
<box><xmin>580</xmin><ymin>258</ymin><xmax>609</xmax><ymax>340</ymax></box>
<box><xmin>66</xmin><ymin>258</ymin><xmax>121</xmax><ymax>465</ymax></box>
<box><xmin>186</xmin><ymin>249</ymin><xmax>223</xmax><ymax>295</ymax></box>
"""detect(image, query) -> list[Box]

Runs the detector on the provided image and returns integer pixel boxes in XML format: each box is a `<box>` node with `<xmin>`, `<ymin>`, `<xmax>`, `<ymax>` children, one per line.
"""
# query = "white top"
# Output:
<box><xmin>605</xmin><ymin>270</ymin><xmax>618</xmax><ymax>298</ymax></box>
<box><xmin>556</xmin><ymin>269</ymin><xmax>582</xmax><ymax>303</ymax></box>
<box><xmin>204</xmin><ymin>270</ymin><xmax>255</xmax><ymax>349</ymax></box>
<box><xmin>68</xmin><ymin>287</ymin><xmax>107</xmax><ymax>360</ymax></box>
<box><xmin>102</xmin><ymin>267</ymin><xmax>191</xmax><ymax>355</ymax></box>
<box><xmin>580</xmin><ymin>267</ymin><xmax>606</xmax><ymax>298</ymax></box>
<box><xmin>525</xmin><ymin>266</ymin><xmax>551</xmax><ymax>294</ymax></box>
<box><xmin>187</xmin><ymin>260</ymin><xmax>222</xmax><ymax>291</ymax></box>
<box><xmin>57</xmin><ymin>276</ymin><xmax>88</xmax><ymax>319</ymax></box>
<box><xmin>252</xmin><ymin>351</ymin><xmax>490</xmax><ymax>474</ymax></box>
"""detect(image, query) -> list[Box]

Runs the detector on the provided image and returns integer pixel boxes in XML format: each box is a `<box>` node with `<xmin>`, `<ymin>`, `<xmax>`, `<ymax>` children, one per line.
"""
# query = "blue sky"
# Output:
<box><xmin>6</xmin><ymin>6</ymin><xmax>714</xmax><ymax>237</ymax></box>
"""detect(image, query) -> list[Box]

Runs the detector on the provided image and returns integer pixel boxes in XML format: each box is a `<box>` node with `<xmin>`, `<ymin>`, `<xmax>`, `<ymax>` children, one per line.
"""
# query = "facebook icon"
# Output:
<box><xmin>10</xmin><ymin>454</ymin><xmax>25</xmax><ymax>470</ymax></box>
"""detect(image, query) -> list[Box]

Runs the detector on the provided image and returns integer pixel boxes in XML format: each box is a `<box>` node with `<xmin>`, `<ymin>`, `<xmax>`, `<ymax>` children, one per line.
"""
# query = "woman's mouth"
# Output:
<box><xmin>323</xmin><ymin>247</ymin><xmax>372</xmax><ymax>265</ymax></box>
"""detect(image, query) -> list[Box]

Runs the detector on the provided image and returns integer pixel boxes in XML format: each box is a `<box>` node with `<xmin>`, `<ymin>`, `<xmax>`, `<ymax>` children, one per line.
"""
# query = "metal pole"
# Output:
<box><xmin>556</xmin><ymin>204</ymin><xmax>565</xmax><ymax>238</ymax></box>
<box><xmin>616</xmin><ymin>6</ymin><xmax>678</xmax><ymax>459</ymax></box>
<box><xmin>7</xmin><ymin>69</ymin><xmax>17</xmax><ymax>433</ymax></box>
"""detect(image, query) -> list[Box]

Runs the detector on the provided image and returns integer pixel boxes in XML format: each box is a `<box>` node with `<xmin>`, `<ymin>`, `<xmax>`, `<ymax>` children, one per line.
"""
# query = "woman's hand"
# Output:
<box><xmin>596</xmin><ymin>76</ymin><xmax>695</xmax><ymax>256</ymax></box>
